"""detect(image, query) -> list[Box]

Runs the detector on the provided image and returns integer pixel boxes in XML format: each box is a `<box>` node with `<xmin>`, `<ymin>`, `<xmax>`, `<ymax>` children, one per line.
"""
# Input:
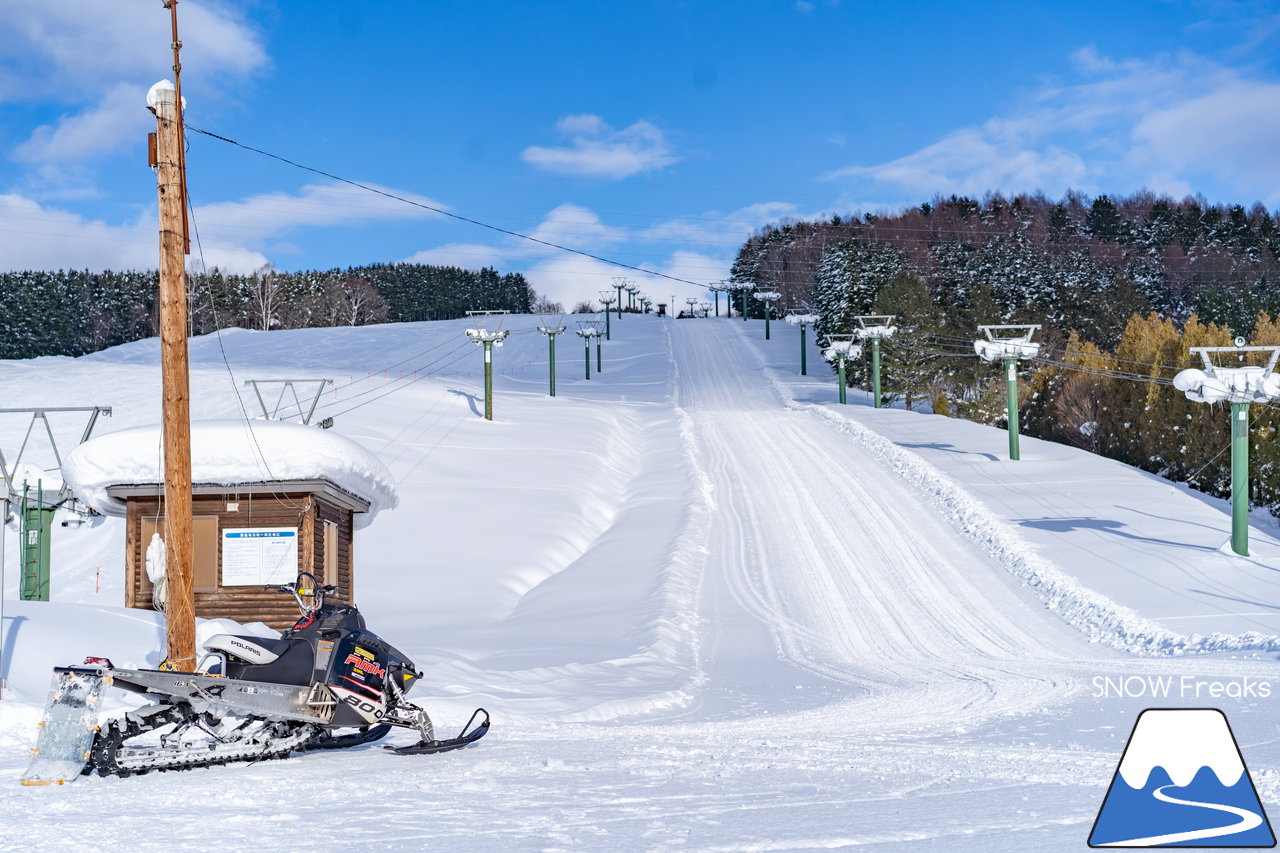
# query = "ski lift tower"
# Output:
<box><xmin>575</xmin><ymin>323</ymin><xmax>602</xmax><ymax>380</ymax></box>
<box><xmin>243</xmin><ymin>379</ymin><xmax>333</xmax><ymax>425</ymax></box>
<box><xmin>974</xmin><ymin>324</ymin><xmax>1041</xmax><ymax>461</ymax></box>
<box><xmin>537</xmin><ymin>322</ymin><xmax>567</xmax><ymax>397</ymax></box>
<box><xmin>597</xmin><ymin>291</ymin><xmax>616</xmax><ymax>339</ymax></box>
<box><xmin>854</xmin><ymin>315</ymin><xmax>897</xmax><ymax>409</ymax></box>
<box><xmin>754</xmin><ymin>291</ymin><xmax>781</xmax><ymax>340</ymax></box>
<box><xmin>611</xmin><ymin>277</ymin><xmax>630</xmax><ymax>320</ymax></box>
<box><xmin>1173</xmin><ymin>337</ymin><xmax>1280</xmax><ymax>556</ymax></box>
<box><xmin>685</xmin><ymin>297</ymin><xmax>699</xmax><ymax>318</ymax></box>
<box><xmin>707</xmin><ymin>282</ymin><xmax>724</xmax><ymax>317</ymax></box>
<box><xmin>824</xmin><ymin>334</ymin><xmax>862</xmax><ymax>405</ymax></box>
<box><xmin>464</xmin><ymin>327</ymin><xmax>509</xmax><ymax>420</ymax></box>
<box><xmin>588</xmin><ymin>319</ymin><xmax>605</xmax><ymax>372</ymax></box>
<box><xmin>785</xmin><ymin>312</ymin><xmax>818</xmax><ymax>375</ymax></box>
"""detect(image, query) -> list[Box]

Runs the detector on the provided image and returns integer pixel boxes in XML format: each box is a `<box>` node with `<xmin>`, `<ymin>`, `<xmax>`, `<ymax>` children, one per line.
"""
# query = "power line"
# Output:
<box><xmin>185</xmin><ymin>124</ymin><xmax>715</xmax><ymax>292</ymax></box>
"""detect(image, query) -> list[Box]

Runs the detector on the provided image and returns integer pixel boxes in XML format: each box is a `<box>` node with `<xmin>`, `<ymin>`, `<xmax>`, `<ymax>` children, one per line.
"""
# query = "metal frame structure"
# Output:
<box><xmin>243</xmin><ymin>379</ymin><xmax>333</xmax><ymax>425</ymax></box>
<box><xmin>464</xmin><ymin>328</ymin><xmax>510</xmax><ymax>420</ymax></box>
<box><xmin>854</xmin><ymin>315</ymin><xmax>897</xmax><ymax>409</ymax></box>
<box><xmin>575</xmin><ymin>323</ymin><xmax>603</xmax><ymax>380</ymax></box>
<box><xmin>0</xmin><ymin>406</ymin><xmax>112</xmax><ymax>508</ymax></box>
<box><xmin>1174</xmin><ymin>339</ymin><xmax>1280</xmax><ymax>556</ymax></box>
<box><xmin>597</xmin><ymin>291</ymin><xmax>617</xmax><ymax>338</ymax></box>
<box><xmin>974</xmin><ymin>325</ymin><xmax>1041</xmax><ymax>460</ymax></box>
<box><xmin>825</xmin><ymin>335</ymin><xmax>862</xmax><ymax>405</ymax></box>
<box><xmin>537</xmin><ymin>323</ymin><xmax>567</xmax><ymax>397</ymax></box>
<box><xmin>785</xmin><ymin>313</ymin><xmax>818</xmax><ymax>375</ymax></box>
<box><xmin>0</xmin><ymin>404</ymin><xmax>111</xmax><ymax>699</ymax></box>
<box><xmin>753</xmin><ymin>291</ymin><xmax>781</xmax><ymax>340</ymax></box>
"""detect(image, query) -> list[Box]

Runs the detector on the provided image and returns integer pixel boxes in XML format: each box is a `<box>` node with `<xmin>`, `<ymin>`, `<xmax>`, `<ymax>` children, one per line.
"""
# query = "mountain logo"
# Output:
<box><xmin>1089</xmin><ymin>708</ymin><xmax>1275</xmax><ymax>848</ymax></box>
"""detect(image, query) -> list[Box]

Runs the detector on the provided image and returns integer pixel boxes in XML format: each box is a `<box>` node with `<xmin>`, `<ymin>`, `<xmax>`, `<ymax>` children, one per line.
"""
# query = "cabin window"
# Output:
<box><xmin>141</xmin><ymin>516</ymin><xmax>219</xmax><ymax>592</ymax></box>
<box><xmin>323</xmin><ymin>520</ymin><xmax>339</xmax><ymax>588</ymax></box>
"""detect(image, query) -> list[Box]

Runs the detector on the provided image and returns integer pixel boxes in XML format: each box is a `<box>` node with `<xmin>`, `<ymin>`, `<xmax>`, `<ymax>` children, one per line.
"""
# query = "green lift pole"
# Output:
<box><xmin>800</xmin><ymin>324</ymin><xmax>808</xmax><ymax>375</ymax></box>
<box><xmin>548</xmin><ymin>335</ymin><xmax>557</xmax><ymax>397</ymax></box>
<box><xmin>764</xmin><ymin>303</ymin><xmax>772</xmax><ymax>340</ymax></box>
<box><xmin>604</xmin><ymin>310</ymin><xmax>611</xmax><ymax>340</ymax></box>
<box><xmin>838</xmin><ymin>355</ymin><xmax>848</xmax><ymax>405</ymax></box>
<box><xmin>713</xmin><ymin>290</ymin><xmax>720</xmax><ymax>317</ymax></box>
<box><xmin>742</xmin><ymin>289</ymin><xmax>748</xmax><ymax>322</ymax></box>
<box><xmin>482</xmin><ymin>340</ymin><xmax>495</xmax><ymax>421</ymax></box>
<box><xmin>584</xmin><ymin>340</ymin><xmax>592</xmax><ymax>380</ymax></box>
<box><xmin>871</xmin><ymin>338</ymin><xmax>882</xmax><ymax>408</ymax></box>
<box><xmin>1232</xmin><ymin>401</ymin><xmax>1250</xmax><ymax>556</ymax></box>
<box><xmin>596</xmin><ymin>337</ymin><xmax>603</xmax><ymax>374</ymax></box>
<box><xmin>1005</xmin><ymin>357</ymin><xmax>1020</xmax><ymax>460</ymax></box>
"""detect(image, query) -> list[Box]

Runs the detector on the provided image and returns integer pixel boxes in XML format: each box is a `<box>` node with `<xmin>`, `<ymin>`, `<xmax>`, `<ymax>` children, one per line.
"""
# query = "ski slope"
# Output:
<box><xmin>1</xmin><ymin>314</ymin><xmax>1278</xmax><ymax>851</ymax></box>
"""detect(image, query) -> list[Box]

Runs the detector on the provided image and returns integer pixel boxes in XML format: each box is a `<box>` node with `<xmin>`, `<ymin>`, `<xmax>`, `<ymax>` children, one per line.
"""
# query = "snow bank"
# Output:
<box><xmin>63</xmin><ymin>419</ymin><xmax>398</xmax><ymax>528</ymax></box>
<box><xmin>792</xmin><ymin>401</ymin><xmax>1280</xmax><ymax>655</ymax></box>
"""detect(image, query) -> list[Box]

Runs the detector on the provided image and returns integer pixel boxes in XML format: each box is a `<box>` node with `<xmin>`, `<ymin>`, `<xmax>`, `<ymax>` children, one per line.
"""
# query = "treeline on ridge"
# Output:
<box><xmin>728</xmin><ymin>191</ymin><xmax>1280</xmax><ymax>516</ymax></box>
<box><xmin>0</xmin><ymin>262</ymin><xmax>533</xmax><ymax>359</ymax></box>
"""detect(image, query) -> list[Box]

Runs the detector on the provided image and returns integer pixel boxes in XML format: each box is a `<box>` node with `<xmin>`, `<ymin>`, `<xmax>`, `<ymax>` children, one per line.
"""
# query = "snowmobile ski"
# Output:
<box><xmin>387</xmin><ymin>708</ymin><xmax>489</xmax><ymax>755</ymax></box>
<box><xmin>304</xmin><ymin>724</ymin><xmax>391</xmax><ymax>750</ymax></box>
<box><xmin>20</xmin><ymin>667</ymin><xmax>105</xmax><ymax>786</ymax></box>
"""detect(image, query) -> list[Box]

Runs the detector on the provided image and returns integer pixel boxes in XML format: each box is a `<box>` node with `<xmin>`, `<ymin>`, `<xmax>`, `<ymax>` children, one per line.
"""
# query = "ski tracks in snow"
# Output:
<box><xmin>670</xmin><ymin>318</ymin><xmax>1084</xmax><ymax>733</ymax></box>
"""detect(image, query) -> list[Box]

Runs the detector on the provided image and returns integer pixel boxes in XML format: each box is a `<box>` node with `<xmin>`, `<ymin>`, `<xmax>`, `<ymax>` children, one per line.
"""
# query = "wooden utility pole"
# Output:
<box><xmin>152</xmin><ymin>0</ymin><xmax>196</xmax><ymax>669</ymax></box>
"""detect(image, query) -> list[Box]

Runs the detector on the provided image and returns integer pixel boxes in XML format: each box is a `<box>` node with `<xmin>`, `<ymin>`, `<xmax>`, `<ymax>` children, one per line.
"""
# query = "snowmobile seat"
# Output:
<box><xmin>204</xmin><ymin>634</ymin><xmax>294</xmax><ymax>665</ymax></box>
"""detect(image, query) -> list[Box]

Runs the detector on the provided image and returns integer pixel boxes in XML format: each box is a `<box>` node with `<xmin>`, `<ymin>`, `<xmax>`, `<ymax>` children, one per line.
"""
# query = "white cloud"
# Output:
<box><xmin>522</xmin><ymin>115</ymin><xmax>679</xmax><ymax>179</ymax></box>
<box><xmin>0</xmin><ymin>1</ymin><xmax>267</xmax><ymax>98</ymax></box>
<box><xmin>401</xmin><ymin>201</ymin><xmax>794</xmax><ymax>313</ymax></box>
<box><xmin>526</xmin><ymin>203</ymin><xmax>627</xmax><ymax>250</ymax></box>
<box><xmin>830</xmin><ymin>127</ymin><xmax>1089</xmax><ymax>199</ymax></box>
<box><xmin>0</xmin><ymin>192</ymin><xmax>267</xmax><ymax>272</ymax></box>
<box><xmin>191</xmin><ymin>181</ymin><xmax>445</xmax><ymax>246</ymax></box>
<box><xmin>403</xmin><ymin>242</ymin><xmax>512</xmax><ymax>270</ymax></box>
<box><xmin>826</xmin><ymin>49</ymin><xmax>1280</xmax><ymax>205</ymax></box>
<box><xmin>0</xmin><ymin>179</ymin><xmax>447</xmax><ymax>275</ymax></box>
<box><xmin>13</xmin><ymin>83</ymin><xmax>149</xmax><ymax>164</ymax></box>
<box><xmin>1</xmin><ymin>1</ymin><xmax>268</xmax><ymax>167</ymax></box>
<box><xmin>1131</xmin><ymin>80</ymin><xmax>1280</xmax><ymax>203</ymax></box>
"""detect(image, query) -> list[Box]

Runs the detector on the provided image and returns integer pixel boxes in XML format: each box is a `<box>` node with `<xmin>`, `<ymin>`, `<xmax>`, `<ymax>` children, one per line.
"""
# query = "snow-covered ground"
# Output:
<box><xmin>1</xmin><ymin>313</ymin><xmax>1278</xmax><ymax>851</ymax></box>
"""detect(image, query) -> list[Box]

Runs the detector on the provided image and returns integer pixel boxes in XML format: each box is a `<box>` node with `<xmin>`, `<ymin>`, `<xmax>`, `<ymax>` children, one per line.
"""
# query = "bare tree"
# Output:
<box><xmin>247</xmin><ymin>264</ymin><xmax>283</xmax><ymax>331</ymax></box>
<box><xmin>529</xmin><ymin>289</ymin><xmax>564</xmax><ymax>314</ymax></box>
<box><xmin>324</xmin><ymin>276</ymin><xmax>389</xmax><ymax>326</ymax></box>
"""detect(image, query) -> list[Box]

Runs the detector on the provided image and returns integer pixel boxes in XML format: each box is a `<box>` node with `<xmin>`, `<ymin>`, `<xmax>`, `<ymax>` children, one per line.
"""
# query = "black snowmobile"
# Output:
<box><xmin>21</xmin><ymin>573</ymin><xmax>488</xmax><ymax>783</ymax></box>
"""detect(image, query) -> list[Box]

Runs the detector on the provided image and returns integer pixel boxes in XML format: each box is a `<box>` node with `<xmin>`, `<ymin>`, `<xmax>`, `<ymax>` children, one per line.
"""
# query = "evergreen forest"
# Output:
<box><xmin>0</xmin><ymin>262</ymin><xmax>533</xmax><ymax>360</ymax></box>
<box><xmin>728</xmin><ymin>192</ymin><xmax>1280</xmax><ymax>517</ymax></box>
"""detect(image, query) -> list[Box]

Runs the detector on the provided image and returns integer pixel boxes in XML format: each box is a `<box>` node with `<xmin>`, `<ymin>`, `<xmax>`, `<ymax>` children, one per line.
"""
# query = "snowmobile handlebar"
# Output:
<box><xmin>275</xmin><ymin>572</ymin><xmax>338</xmax><ymax>618</ymax></box>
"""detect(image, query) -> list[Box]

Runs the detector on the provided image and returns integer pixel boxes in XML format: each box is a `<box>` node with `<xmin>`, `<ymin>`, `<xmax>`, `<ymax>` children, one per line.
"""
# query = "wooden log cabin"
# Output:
<box><xmin>108</xmin><ymin>480</ymin><xmax>370</xmax><ymax>630</ymax></box>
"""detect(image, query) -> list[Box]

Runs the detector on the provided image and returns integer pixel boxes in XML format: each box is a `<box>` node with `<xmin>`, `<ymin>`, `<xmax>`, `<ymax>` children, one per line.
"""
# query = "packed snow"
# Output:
<box><xmin>1</xmin><ymin>313</ymin><xmax>1279</xmax><ymax>851</ymax></box>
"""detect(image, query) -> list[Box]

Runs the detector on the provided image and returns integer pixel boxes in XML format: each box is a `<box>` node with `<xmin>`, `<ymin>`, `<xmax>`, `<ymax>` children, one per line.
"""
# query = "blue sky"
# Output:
<box><xmin>1</xmin><ymin>1</ymin><xmax>1278</xmax><ymax>310</ymax></box>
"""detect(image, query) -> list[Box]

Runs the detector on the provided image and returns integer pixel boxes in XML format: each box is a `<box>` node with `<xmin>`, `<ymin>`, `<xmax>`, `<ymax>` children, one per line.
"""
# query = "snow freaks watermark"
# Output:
<box><xmin>1092</xmin><ymin>674</ymin><xmax>1272</xmax><ymax>700</ymax></box>
<box><xmin>1088</xmin><ymin>709</ymin><xmax>1275</xmax><ymax>847</ymax></box>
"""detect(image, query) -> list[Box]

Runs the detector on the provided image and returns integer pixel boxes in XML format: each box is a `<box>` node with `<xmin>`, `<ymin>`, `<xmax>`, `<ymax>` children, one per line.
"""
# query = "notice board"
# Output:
<box><xmin>221</xmin><ymin>527</ymin><xmax>298</xmax><ymax>586</ymax></box>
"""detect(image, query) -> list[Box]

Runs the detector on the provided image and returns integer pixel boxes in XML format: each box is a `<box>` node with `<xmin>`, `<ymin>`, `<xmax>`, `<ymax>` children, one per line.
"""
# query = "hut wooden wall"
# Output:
<box><xmin>126</xmin><ymin>492</ymin><xmax>355</xmax><ymax>630</ymax></box>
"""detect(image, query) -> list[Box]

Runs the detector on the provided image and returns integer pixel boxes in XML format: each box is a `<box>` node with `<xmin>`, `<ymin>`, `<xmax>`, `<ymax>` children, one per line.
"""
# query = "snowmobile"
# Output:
<box><xmin>21</xmin><ymin>573</ymin><xmax>489</xmax><ymax>783</ymax></box>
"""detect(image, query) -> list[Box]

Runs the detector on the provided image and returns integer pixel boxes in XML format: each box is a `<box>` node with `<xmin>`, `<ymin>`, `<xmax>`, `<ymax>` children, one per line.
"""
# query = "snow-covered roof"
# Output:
<box><xmin>63</xmin><ymin>419</ymin><xmax>398</xmax><ymax>528</ymax></box>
